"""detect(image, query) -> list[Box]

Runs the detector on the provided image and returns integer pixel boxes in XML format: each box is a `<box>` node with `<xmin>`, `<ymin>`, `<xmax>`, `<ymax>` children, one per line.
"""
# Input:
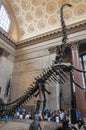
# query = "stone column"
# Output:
<box><xmin>70</xmin><ymin>41</ymin><xmax>86</xmax><ymax>117</ymax></box>
<box><xmin>56</xmin><ymin>82</ymin><xmax>60</xmax><ymax>110</ymax></box>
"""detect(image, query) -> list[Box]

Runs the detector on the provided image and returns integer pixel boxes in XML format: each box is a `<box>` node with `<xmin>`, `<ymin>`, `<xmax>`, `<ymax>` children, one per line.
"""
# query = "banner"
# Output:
<box><xmin>5</xmin><ymin>79</ymin><xmax>11</xmax><ymax>97</ymax></box>
<box><xmin>0</xmin><ymin>87</ymin><xmax>1</xmax><ymax>94</ymax></box>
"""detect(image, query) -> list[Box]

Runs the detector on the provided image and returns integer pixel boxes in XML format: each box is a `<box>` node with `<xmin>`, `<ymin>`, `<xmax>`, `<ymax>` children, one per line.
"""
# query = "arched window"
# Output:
<box><xmin>80</xmin><ymin>54</ymin><xmax>86</xmax><ymax>89</ymax></box>
<box><xmin>0</xmin><ymin>5</ymin><xmax>11</xmax><ymax>32</ymax></box>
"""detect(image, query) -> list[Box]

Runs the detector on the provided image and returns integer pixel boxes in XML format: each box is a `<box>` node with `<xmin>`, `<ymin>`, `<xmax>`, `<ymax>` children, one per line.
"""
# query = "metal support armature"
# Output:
<box><xmin>35</xmin><ymin>79</ymin><xmax>51</xmax><ymax>119</ymax></box>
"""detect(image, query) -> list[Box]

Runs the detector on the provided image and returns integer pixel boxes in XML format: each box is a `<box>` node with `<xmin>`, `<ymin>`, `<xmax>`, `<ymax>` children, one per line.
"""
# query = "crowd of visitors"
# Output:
<box><xmin>1</xmin><ymin>107</ymin><xmax>86</xmax><ymax>130</ymax></box>
<box><xmin>28</xmin><ymin>109</ymin><xmax>86</xmax><ymax>130</ymax></box>
<box><xmin>2</xmin><ymin>107</ymin><xmax>32</xmax><ymax>120</ymax></box>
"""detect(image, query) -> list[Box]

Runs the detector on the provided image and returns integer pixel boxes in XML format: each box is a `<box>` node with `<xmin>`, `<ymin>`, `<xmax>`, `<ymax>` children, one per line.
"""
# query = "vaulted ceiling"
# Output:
<box><xmin>3</xmin><ymin>0</ymin><xmax>86</xmax><ymax>42</ymax></box>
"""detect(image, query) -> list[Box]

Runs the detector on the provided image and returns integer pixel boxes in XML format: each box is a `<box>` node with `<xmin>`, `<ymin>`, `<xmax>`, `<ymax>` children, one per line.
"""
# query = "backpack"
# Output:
<box><xmin>29</xmin><ymin>121</ymin><xmax>41</xmax><ymax>130</ymax></box>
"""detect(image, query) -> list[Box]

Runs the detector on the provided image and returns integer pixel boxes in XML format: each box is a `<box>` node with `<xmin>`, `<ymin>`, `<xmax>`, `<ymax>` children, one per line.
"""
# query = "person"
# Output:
<box><xmin>56</xmin><ymin>114</ymin><xmax>60</xmax><ymax>123</ymax></box>
<box><xmin>16</xmin><ymin>111</ymin><xmax>20</xmax><ymax>119</ymax></box>
<box><xmin>77</xmin><ymin>110</ymin><xmax>82</xmax><ymax>120</ymax></box>
<box><xmin>39</xmin><ymin>116</ymin><xmax>44</xmax><ymax>130</ymax></box>
<box><xmin>59</xmin><ymin>109</ymin><xmax>65</xmax><ymax>122</ymax></box>
<box><xmin>77</xmin><ymin>117</ymin><xmax>85</xmax><ymax>130</ymax></box>
<box><xmin>71</xmin><ymin>123</ymin><xmax>79</xmax><ymax>130</ymax></box>
<box><xmin>25</xmin><ymin>112</ymin><xmax>31</xmax><ymax>119</ymax></box>
<box><xmin>62</xmin><ymin>116</ymin><xmax>72</xmax><ymax>130</ymax></box>
<box><xmin>3</xmin><ymin>113</ymin><xmax>9</xmax><ymax>122</ymax></box>
<box><xmin>70</xmin><ymin>117</ymin><xmax>86</xmax><ymax>130</ymax></box>
<box><xmin>19</xmin><ymin>112</ymin><xmax>23</xmax><ymax>119</ymax></box>
<box><xmin>29</xmin><ymin>114</ymin><xmax>42</xmax><ymax>130</ymax></box>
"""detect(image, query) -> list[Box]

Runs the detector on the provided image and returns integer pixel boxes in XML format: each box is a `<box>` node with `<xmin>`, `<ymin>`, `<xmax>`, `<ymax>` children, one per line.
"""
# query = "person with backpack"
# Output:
<box><xmin>29</xmin><ymin>114</ymin><xmax>42</xmax><ymax>130</ymax></box>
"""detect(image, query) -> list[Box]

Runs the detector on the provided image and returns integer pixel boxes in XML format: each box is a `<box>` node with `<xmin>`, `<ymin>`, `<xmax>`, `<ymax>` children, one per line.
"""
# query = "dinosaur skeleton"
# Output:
<box><xmin>0</xmin><ymin>4</ymin><xmax>86</xmax><ymax>118</ymax></box>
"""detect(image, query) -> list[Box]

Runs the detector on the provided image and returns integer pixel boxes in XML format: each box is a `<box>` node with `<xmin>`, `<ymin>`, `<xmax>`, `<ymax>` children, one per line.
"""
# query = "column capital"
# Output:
<box><xmin>0</xmin><ymin>47</ymin><xmax>9</xmax><ymax>57</ymax></box>
<box><xmin>48</xmin><ymin>45</ymin><xmax>62</xmax><ymax>54</ymax></box>
<box><xmin>48</xmin><ymin>46</ymin><xmax>56</xmax><ymax>53</ymax></box>
<box><xmin>69</xmin><ymin>41</ymin><xmax>79</xmax><ymax>50</ymax></box>
<box><xmin>0</xmin><ymin>48</ymin><xmax>4</xmax><ymax>56</ymax></box>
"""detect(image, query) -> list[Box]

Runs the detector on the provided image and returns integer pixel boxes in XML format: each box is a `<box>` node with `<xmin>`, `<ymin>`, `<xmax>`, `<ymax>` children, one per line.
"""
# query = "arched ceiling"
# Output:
<box><xmin>5</xmin><ymin>0</ymin><xmax>86</xmax><ymax>42</ymax></box>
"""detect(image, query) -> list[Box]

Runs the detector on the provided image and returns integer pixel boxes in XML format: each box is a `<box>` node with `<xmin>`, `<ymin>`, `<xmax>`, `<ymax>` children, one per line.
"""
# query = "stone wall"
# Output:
<box><xmin>10</xmin><ymin>35</ymin><xmax>74</xmax><ymax>110</ymax></box>
<box><xmin>0</xmin><ymin>38</ymin><xmax>15</xmax><ymax>103</ymax></box>
<box><xmin>0</xmin><ymin>56</ymin><xmax>14</xmax><ymax>102</ymax></box>
<box><xmin>1</xmin><ymin>29</ymin><xmax>86</xmax><ymax>110</ymax></box>
<box><xmin>11</xmin><ymin>39</ymin><xmax>62</xmax><ymax>110</ymax></box>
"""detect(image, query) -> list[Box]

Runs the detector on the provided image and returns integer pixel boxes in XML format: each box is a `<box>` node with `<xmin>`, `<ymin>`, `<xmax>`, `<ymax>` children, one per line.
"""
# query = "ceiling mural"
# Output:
<box><xmin>5</xmin><ymin>0</ymin><xmax>86</xmax><ymax>42</ymax></box>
